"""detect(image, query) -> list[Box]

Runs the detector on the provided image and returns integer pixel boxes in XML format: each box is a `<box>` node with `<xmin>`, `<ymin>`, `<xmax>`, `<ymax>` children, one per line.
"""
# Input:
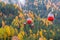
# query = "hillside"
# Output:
<box><xmin>0</xmin><ymin>0</ymin><xmax>60</xmax><ymax>40</ymax></box>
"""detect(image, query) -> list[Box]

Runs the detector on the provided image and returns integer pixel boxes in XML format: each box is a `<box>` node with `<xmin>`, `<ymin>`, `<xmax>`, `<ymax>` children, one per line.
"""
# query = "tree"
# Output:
<box><xmin>0</xmin><ymin>2</ymin><xmax>19</xmax><ymax>25</ymax></box>
<box><xmin>1</xmin><ymin>4</ymin><xmax>19</xmax><ymax>17</ymax></box>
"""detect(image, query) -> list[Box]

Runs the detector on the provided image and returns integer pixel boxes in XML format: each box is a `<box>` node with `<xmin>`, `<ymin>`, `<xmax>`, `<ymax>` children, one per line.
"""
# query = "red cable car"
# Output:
<box><xmin>47</xmin><ymin>13</ymin><xmax>54</xmax><ymax>21</ymax></box>
<box><xmin>27</xmin><ymin>18</ymin><xmax>32</xmax><ymax>24</ymax></box>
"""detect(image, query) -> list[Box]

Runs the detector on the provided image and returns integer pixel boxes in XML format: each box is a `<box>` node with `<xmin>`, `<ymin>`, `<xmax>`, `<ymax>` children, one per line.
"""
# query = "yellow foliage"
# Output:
<box><xmin>19</xmin><ymin>19</ymin><xmax>25</xmax><ymax>24</ymax></box>
<box><xmin>2</xmin><ymin>20</ymin><xmax>5</xmax><ymax>27</ymax></box>
<box><xmin>39</xmin><ymin>37</ymin><xmax>47</xmax><ymax>40</ymax></box>
<box><xmin>18</xmin><ymin>31</ymin><xmax>25</xmax><ymax>40</ymax></box>
<box><xmin>50</xmin><ymin>30</ymin><xmax>53</xmax><ymax>32</ymax></box>
<box><xmin>20</xmin><ymin>25</ymin><xmax>24</xmax><ymax>31</ymax></box>
<box><xmin>12</xmin><ymin>16</ymin><xmax>19</xmax><ymax>27</ymax></box>
<box><xmin>41</xmin><ymin>18</ymin><xmax>53</xmax><ymax>27</ymax></box>
<box><xmin>33</xmin><ymin>34</ymin><xmax>36</xmax><ymax>38</ymax></box>
<box><xmin>18</xmin><ymin>7</ymin><xmax>23</xmax><ymax>12</ymax></box>
<box><xmin>13</xmin><ymin>4</ymin><xmax>18</xmax><ymax>9</ymax></box>
<box><xmin>0</xmin><ymin>28</ymin><xmax>5</xmax><ymax>38</ymax></box>
<box><xmin>45</xmin><ymin>20</ymin><xmax>49</xmax><ymax>27</ymax></box>
<box><xmin>52</xmin><ymin>32</ymin><xmax>55</xmax><ymax>36</ymax></box>
<box><xmin>29</xmin><ymin>29</ymin><xmax>32</xmax><ymax>33</ymax></box>
<box><xmin>18</xmin><ymin>34</ymin><xmax>23</xmax><ymax>40</ymax></box>
<box><xmin>4</xmin><ymin>33</ymin><xmax>7</xmax><ymax>40</ymax></box>
<box><xmin>49</xmin><ymin>39</ymin><xmax>53</xmax><ymax>40</ymax></box>
<box><xmin>50</xmin><ymin>30</ymin><xmax>55</xmax><ymax>36</ymax></box>
<box><xmin>41</xmin><ymin>18</ymin><xmax>46</xmax><ymax>25</ymax></box>
<box><xmin>39</xmin><ymin>29</ymin><xmax>43</xmax><ymax>37</ymax></box>
<box><xmin>15</xmin><ymin>28</ymin><xmax>18</xmax><ymax>35</ymax></box>
<box><xmin>37</xmin><ymin>16</ymin><xmax>40</xmax><ymax>21</ymax></box>
<box><xmin>36</xmin><ymin>33</ymin><xmax>39</xmax><ymax>37</ymax></box>
<box><xmin>30</xmin><ymin>34</ymin><xmax>33</xmax><ymax>37</ymax></box>
<box><xmin>43</xmin><ymin>37</ymin><xmax>47</xmax><ymax>40</ymax></box>
<box><xmin>28</xmin><ymin>12</ymin><xmax>34</xmax><ymax>20</ymax></box>
<box><xmin>57</xmin><ymin>29</ymin><xmax>60</xmax><ymax>32</ymax></box>
<box><xmin>19</xmin><ymin>12</ymin><xmax>24</xmax><ymax>18</ymax></box>
<box><xmin>46</xmin><ymin>4</ymin><xmax>51</xmax><ymax>10</ymax></box>
<box><xmin>43</xmin><ymin>30</ymin><xmax>46</xmax><ymax>32</ymax></box>
<box><xmin>4</xmin><ymin>25</ymin><xmax>11</xmax><ymax>36</ymax></box>
<box><xmin>2</xmin><ymin>3</ymin><xmax>6</xmax><ymax>7</ymax></box>
<box><xmin>10</xmin><ymin>26</ymin><xmax>15</xmax><ymax>36</ymax></box>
